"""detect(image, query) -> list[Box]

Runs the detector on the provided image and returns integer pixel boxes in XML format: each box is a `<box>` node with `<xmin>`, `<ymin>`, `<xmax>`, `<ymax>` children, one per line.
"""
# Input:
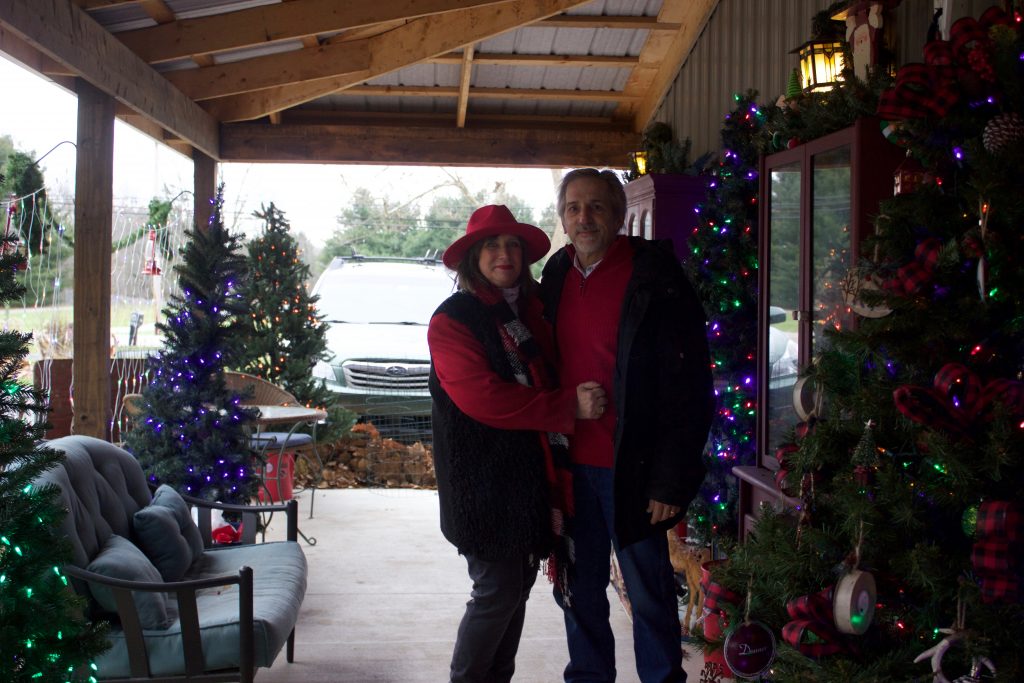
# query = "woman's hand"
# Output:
<box><xmin>575</xmin><ymin>381</ymin><xmax>607</xmax><ymax>419</ymax></box>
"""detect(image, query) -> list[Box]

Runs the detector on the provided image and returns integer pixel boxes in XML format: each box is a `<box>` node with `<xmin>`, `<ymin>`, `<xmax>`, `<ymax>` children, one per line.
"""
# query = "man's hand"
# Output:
<box><xmin>647</xmin><ymin>499</ymin><xmax>681</xmax><ymax>524</ymax></box>
<box><xmin>575</xmin><ymin>381</ymin><xmax>607</xmax><ymax>419</ymax></box>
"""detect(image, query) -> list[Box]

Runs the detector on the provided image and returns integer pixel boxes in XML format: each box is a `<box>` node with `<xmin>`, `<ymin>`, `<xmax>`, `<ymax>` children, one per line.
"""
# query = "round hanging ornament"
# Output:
<box><xmin>723</xmin><ymin>621</ymin><xmax>777</xmax><ymax>679</ymax></box>
<box><xmin>834</xmin><ymin>569</ymin><xmax>876</xmax><ymax>634</ymax></box>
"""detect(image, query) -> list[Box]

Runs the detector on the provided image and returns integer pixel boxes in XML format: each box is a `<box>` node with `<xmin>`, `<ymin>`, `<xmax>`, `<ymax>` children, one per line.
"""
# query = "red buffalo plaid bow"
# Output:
<box><xmin>702</xmin><ymin>575</ymin><xmax>742</xmax><ymax>615</ymax></box>
<box><xmin>972</xmin><ymin>501</ymin><xmax>1023</xmax><ymax>603</ymax></box>
<box><xmin>893</xmin><ymin>363</ymin><xmax>1024</xmax><ymax>439</ymax></box>
<box><xmin>781</xmin><ymin>587</ymin><xmax>846</xmax><ymax>657</ymax></box>
<box><xmin>885</xmin><ymin>238</ymin><xmax>942</xmax><ymax>296</ymax></box>
<box><xmin>877</xmin><ymin>7</ymin><xmax>1013</xmax><ymax>120</ymax></box>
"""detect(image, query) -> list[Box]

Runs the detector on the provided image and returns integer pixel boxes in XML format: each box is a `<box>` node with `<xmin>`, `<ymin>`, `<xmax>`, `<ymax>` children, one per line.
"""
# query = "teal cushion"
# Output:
<box><xmin>93</xmin><ymin>541</ymin><xmax>308</xmax><ymax>677</ymax></box>
<box><xmin>133</xmin><ymin>485</ymin><xmax>205</xmax><ymax>581</ymax></box>
<box><xmin>86</xmin><ymin>535</ymin><xmax>172</xmax><ymax>630</ymax></box>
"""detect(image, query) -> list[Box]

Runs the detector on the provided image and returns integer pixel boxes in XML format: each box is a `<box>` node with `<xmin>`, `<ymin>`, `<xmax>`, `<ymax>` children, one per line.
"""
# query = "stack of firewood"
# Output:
<box><xmin>294</xmin><ymin>422</ymin><xmax>436</xmax><ymax>490</ymax></box>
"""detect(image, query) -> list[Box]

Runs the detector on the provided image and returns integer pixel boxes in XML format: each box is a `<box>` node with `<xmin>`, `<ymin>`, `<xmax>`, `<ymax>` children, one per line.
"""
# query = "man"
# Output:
<box><xmin>541</xmin><ymin>168</ymin><xmax>714</xmax><ymax>683</ymax></box>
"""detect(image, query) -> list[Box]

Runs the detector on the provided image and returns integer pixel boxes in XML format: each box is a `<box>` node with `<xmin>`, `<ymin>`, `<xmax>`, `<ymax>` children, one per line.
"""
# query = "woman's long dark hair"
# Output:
<box><xmin>454</xmin><ymin>238</ymin><xmax>539</xmax><ymax>296</ymax></box>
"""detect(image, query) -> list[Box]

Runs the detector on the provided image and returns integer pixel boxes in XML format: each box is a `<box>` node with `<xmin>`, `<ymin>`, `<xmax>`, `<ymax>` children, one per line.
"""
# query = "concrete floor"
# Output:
<box><xmin>257</xmin><ymin>488</ymin><xmax>704</xmax><ymax>683</ymax></box>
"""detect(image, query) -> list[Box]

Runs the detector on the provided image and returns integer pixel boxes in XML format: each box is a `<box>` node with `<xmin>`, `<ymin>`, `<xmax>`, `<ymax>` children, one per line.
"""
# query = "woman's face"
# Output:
<box><xmin>477</xmin><ymin>234</ymin><xmax>523</xmax><ymax>289</ymax></box>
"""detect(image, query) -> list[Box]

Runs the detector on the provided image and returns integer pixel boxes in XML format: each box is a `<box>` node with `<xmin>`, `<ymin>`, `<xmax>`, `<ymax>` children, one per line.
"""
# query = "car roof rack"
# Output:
<box><xmin>326</xmin><ymin>251</ymin><xmax>445</xmax><ymax>270</ymax></box>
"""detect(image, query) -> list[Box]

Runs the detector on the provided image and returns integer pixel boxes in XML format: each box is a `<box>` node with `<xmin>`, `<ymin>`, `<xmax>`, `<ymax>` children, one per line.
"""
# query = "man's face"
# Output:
<box><xmin>561</xmin><ymin>176</ymin><xmax>619</xmax><ymax>268</ymax></box>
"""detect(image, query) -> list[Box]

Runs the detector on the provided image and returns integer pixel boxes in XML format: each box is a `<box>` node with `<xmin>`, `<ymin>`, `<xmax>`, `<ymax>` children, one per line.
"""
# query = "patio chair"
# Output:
<box><xmin>224</xmin><ymin>371</ymin><xmax>325</xmax><ymax>521</ymax></box>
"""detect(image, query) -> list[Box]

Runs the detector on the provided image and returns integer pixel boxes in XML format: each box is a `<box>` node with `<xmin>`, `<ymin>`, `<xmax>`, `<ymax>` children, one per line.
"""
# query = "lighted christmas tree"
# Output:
<box><xmin>706</xmin><ymin>8</ymin><xmax>1024</xmax><ymax>681</ymax></box>
<box><xmin>123</xmin><ymin>186</ymin><xmax>256</xmax><ymax>504</ymax></box>
<box><xmin>681</xmin><ymin>91</ymin><xmax>763</xmax><ymax>544</ymax></box>
<box><xmin>237</xmin><ymin>202</ymin><xmax>348</xmax><ymax>437</ymax></box>
<box><xmin>0</xmin><ymin>216</ymin><xmax>108</xmax><ymax>678</ymax></box>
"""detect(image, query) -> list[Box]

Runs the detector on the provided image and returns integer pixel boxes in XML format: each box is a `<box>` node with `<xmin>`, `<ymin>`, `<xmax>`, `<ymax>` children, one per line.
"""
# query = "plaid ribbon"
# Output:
<box><xmin>876</xmin><ymin>7</ymin><xmax>1013</xmax><ymax>121</ymax></box>
<box><xmin>973</xmin><ymin>501</ymin><xmax>1024</xmax><ymax>603</ymax></box>
<box><xmin>977</xmin><ymin>501</ymin><xmax>1022</xmax><ymax>540</ymax></box>
<box><xmin>781</xmin><ymin>587</ymin><xmax>845</xmax><ymax>657</ymax></box>
<box><xmin>885</xmin><ymin>238</ymin><xmax>941</xmax><ymax>296</ymax></box>
<box><xmin>893</xmin><ymin>364</ymin><xmax>1024</xmax><ymax>439</ymax></box>
<box><xmin>702</xmin><ymin>577</ymin><xmax>742</xmax><ymax>614</ymax></box>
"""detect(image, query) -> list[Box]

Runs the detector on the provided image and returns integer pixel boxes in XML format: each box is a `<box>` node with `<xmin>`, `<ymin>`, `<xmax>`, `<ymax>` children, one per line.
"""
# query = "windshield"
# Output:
<box><xmin>315</xmin><ymin>264</ymin><xmax>455</xmax><ymax>325</ymax></box>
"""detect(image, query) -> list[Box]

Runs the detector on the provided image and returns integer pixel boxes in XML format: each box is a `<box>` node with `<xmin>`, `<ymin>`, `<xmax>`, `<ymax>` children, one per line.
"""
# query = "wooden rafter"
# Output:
<box><xmin>0</xmin><ymin>0</ymin><xmax>218</xmax><ymax>158</ymax></box>
<box><xmin>342</xmin><ymin>84</ymin><xmax>637</xmax><ymax>102</ymax></box>
<box><xmin>614</xmin><ymin>0</ymin><xmax>716</xmax><ymax>131</ymax></box>
<box><xmin>115</xmin><ymin>0</ymin><xmax>515</xmax><ymax>64</ymax></box>
<box><xmin>456</xmin><ymin>45</ymin><xmax>475</xmax><ymax>128</ymax></box>
<box><xmin>220</xmin><ymin>121</ymin><xmax>637</xmax><ymax>168</ymax></box>
<box><xmin>201</xmin><ymin>0</ymin><xmax>592</xmax><ymax>123</ymax></box>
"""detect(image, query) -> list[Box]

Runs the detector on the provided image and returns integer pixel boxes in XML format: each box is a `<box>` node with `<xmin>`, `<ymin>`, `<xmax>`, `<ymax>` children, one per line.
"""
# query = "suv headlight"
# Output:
<box><xmin>312</xmin><ymin>361</ymin><xmax>336</xmax><ymax>382</ymax></box>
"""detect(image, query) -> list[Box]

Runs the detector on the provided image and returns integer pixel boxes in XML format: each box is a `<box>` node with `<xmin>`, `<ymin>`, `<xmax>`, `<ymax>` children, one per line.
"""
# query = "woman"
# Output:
<box><xmin>428</xmin><ymin>204</ymin><xmax>605</xmax><ymax>683</ymax></box>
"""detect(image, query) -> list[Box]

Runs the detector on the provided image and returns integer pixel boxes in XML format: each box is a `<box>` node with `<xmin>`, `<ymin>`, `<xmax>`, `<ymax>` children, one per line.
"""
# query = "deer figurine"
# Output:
<box><xmin>667</xmin><ymin>528</ymin><xmax>711</xmax><ymax>636</ymax></box>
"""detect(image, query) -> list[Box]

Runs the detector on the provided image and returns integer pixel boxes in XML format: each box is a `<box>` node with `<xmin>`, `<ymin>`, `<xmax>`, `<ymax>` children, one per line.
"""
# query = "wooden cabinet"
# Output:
<box><xmin>734</xmin><ymin>117</ymin><xmax>904</xmax><ymax>539</ymax></box>
<box><xmin>623</xmin><ymin>173</ymin><xmax>706</xmax><ymax>263</ymax></box>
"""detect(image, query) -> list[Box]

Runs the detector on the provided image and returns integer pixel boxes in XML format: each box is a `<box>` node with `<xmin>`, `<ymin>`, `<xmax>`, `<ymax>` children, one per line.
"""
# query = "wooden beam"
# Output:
<box><xmin>72</xmin><ymin>79</ymin><xmax>114</xmax><ymax>439</ymax></box>
<box><xmin>617</xmin><ymin>0</ymin><xmax>717</xmax><ymax>132</ymax></box>
<box><xmin>282</xmin><ymin>108</ymin><xmax>627</xmax><ymax>128</ymax></box>
<box><xmin>116</xmin><ymin>0</ymin><xmax>515</xmax><ymax>64</ymax></box>
<box><xmin>163</xmin><ymin>39</ymin><xmax>373</xmax><ymax>101</ymax></box>
<box><xmin>430</xmin><ymin>52</ymin><xmax>638</xmax><ymax>68</ymax></box>
<box><xmin>219</xmin><ymin>121</ymin><xmax>638</xmax><ymax>168</ymax></box>
<box><xmin>340</xmin><ymin>84</ymin><xmax>635</xmax><ymax>102</ymax></box>
<box><xmin>202</xmin><ymin>0</ymin><xmax>592</xmax><ymax>122</ymax></box>
<box><xmin>456</xmin><ymin>45</ymin><xmax>474</xmax><ymax>128</ymax></box>
<box><xmin>193</xmin><ymin>152</ymin><xmax>217</xmax><ymax>232</ymax></box>
<box><xmin>535</xmin><ymin>15</ymin><xmax>680</xmax><ymax>30</ymax></box>
<box><xmin>0</xmin><ymin>0</ymin><xmax>219</xmax><ymax>159</ymax></box>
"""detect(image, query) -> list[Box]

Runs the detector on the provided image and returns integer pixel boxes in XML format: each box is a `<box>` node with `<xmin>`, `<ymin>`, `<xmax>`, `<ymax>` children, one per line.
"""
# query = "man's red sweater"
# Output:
<box><xmin>556</xmin><ymin>237</ymin><xmax>634</xmax><ymax>468</ymax></box>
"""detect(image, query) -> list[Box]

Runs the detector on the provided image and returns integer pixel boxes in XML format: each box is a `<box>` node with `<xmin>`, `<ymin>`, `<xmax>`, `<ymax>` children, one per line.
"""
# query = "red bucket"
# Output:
<box><xmin>258</xmin><ymin>452</ymin><xmax>295</xmax><ymax>502</ymax></box>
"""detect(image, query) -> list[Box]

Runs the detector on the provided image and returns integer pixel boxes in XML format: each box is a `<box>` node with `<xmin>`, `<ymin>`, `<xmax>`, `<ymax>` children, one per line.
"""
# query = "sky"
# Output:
<box><xmin>0</xmin><ymin>55</ymin><xmax>566</xmax><ymax>247</ymax></box>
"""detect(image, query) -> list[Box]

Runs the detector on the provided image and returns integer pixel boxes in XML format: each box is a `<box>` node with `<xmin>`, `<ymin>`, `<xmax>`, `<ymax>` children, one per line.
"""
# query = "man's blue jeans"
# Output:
<box><xmin>556</xmin><ymin>464</ymin><xmax>684</xmax><ymax>683</ymax></box>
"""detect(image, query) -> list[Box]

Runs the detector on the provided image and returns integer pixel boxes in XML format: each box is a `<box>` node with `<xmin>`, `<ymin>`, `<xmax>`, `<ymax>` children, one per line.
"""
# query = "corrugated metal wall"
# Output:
<box><xmin>656</xmin><ymin>0</ymin><xmax>1002</xmax><ymax>159</ymax></box>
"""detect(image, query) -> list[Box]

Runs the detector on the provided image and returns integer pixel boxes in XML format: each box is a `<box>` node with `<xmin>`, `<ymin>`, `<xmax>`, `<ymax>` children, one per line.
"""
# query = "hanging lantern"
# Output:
<box><xmin>142</xmin><ymin>228</ymin><xmax>162</xmax><ymax>275</ymax></box>
<box><xmin>791</xmin><ymin>38</ymin><xmax>846</xmax><ymax>92</ymax></box>
<box><xmin>631</xmin><ymin>150</ymin><xmax>648</xmax><ymax>176</ymax></box>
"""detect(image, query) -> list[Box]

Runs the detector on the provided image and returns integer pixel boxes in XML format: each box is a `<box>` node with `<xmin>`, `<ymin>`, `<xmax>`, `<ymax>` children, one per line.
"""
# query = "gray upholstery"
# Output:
<box><xmin>133</xmin><ymin>485</ymin><xmax>206</xmax><ymax>581</ymax></box>
<box><xmin>38</xmin><ymin>436</ymin><xmax>153</xmax><ymax>569</ymax></box>
<box><xmin>38</xmin><ymin>435</ymin><xmax>308</xmax><ymax>681</ymax></box>
<box><xmin>94</xmin><ymin>542</ymin><xmax>307</xmax><ymax>677</ymax></box>
<box><xmin>86</xmin><ymin>534</ymin><xmax>172</xmax><ymax>630</ymax></box>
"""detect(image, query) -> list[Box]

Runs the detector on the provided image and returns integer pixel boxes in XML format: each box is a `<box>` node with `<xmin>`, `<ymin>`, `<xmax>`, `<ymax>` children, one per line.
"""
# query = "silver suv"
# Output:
<box><xmin>311</xmin><ymin>256</ymin><xmax>455</xmax><ymax>434</ymax></box>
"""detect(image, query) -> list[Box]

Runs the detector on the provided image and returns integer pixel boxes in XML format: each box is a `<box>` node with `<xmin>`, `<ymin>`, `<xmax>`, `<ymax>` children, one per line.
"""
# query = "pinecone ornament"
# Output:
<box><xmin>982</xmin><ymin>112</ymin><xmax>1024</xmax><ymax>154</ymax></box>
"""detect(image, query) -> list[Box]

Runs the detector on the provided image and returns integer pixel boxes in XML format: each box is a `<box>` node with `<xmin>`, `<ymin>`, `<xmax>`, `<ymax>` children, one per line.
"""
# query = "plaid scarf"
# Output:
<box><xmin>476</xmin><ymin>284</ymin><xmax>575</xmax><ymax>605</ymax></box>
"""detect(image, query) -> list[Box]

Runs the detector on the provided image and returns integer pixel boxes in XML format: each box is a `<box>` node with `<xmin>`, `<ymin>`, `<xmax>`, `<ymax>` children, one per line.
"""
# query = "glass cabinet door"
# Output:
<box><xmin>765</xmin><ymin>161</ymin><xmax>801</xmax><ymax>456</ymax></box>
<box><xmin>810</xmin><ymin>146</ymin><xmax>853</xmax><ymax>355</ymax></box>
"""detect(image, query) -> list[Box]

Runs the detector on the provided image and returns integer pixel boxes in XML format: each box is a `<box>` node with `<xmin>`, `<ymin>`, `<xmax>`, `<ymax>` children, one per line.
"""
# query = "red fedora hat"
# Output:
<box><xmin>442</xmin><ymin>204</ymin><xmax>551</xmax><ymax>270</ymax></box>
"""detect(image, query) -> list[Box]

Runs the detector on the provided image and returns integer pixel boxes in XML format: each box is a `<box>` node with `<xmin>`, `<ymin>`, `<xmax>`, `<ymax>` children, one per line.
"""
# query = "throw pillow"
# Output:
<box><xmin>86</xmin><ymin>534</ymin><xmax>172</xmax><ymax>630</ymax></box>
<box><xmin>133</xmin><ymin>484</ymin><xmax>205</xmax><ymax>581</ymax></box>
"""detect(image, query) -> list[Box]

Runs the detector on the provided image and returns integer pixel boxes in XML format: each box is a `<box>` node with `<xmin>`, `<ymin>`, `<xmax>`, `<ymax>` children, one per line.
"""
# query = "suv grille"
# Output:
<box><xmin>340</xmin><ymin>361</ymin><xmax>431</xmax><ymax>392</ymax></box>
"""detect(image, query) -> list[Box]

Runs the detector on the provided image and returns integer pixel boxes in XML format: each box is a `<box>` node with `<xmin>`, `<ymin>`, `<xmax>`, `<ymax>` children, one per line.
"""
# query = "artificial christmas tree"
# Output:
<box><xmin>706</xmin><ymin>7</ymin><xmax>1024</xmax><ymax>681</ymax></box>
<box><xmin>0</xmin><ymin>226</ymin><xmax>108</xmax><ymax>678</ymax></box>
<box><xmin>123</xmin><ymin>186</ymin><xmax>256</xmax><ymax>504</ymax></box>
<box><xmin>681</xmin><ymin>92</ymin><xmax>764</xmax><ymax>544</ymax></box>
<box><xmin>238</xmin><ymin>203</ymin><xmax>347</xmax><ymax>437</ymax></box>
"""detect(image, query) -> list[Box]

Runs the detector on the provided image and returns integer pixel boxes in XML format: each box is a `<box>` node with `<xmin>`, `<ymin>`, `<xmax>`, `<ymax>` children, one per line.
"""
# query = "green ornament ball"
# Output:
<box><xmin>962</xmin><ymin>504</ymin><xmax>979</xmax><ymax>538</ymax></box>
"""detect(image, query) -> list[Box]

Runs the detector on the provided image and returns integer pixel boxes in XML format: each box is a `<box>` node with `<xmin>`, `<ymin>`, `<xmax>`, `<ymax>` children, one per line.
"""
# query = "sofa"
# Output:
<box><xmin>35</xmin><ymin>435</ymin><xmax>308</xmax><ymax>682</ymax></box>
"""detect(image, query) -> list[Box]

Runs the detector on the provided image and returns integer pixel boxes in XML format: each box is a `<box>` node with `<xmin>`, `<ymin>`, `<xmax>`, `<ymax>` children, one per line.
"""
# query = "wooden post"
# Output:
<box><xmin>72</xmin><ymin>79</ymin><xmax>114</xmax><ymax>438</ymax></box>
<box><xmin>193</xmin><ymin>151</ymin><xmax>217</xmax><ymax>232</ymax></box>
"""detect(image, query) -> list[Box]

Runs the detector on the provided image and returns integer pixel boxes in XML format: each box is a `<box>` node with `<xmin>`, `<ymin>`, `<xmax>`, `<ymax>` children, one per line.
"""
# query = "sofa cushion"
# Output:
<box><xmin>86</xmin><ymin>534</ymin><xmax>172</xmax><ymax>630</ymax></box>
<box><xmin>93</xmin><ymin>540</ymin><xmax>308</xmax><ymax>678</ymax></box>
<box><xmin>133</xmin><ymin>485</ymin><xmax>205</xmax><ymax>581</ymax></box>
<box><xmin>37</xmin><ymin>436</ymin><xmax>153</xmax><ymax>569</ymax></box>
